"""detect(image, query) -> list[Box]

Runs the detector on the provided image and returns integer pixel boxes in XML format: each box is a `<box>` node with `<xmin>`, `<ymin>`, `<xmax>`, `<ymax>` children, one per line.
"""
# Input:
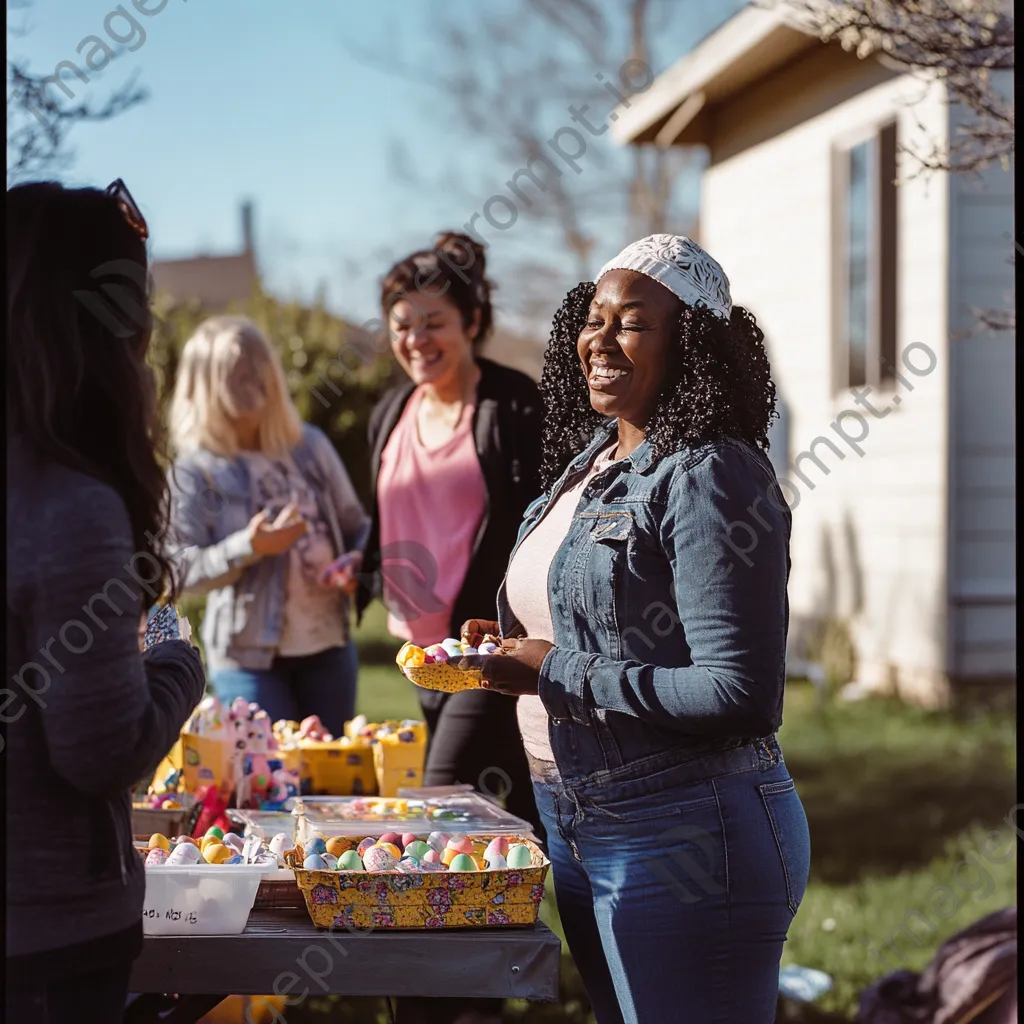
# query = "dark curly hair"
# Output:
<box><xmin>538</xmin><ymin>281</ymin><xmax>777</xmax><ymax>490</ymax></box>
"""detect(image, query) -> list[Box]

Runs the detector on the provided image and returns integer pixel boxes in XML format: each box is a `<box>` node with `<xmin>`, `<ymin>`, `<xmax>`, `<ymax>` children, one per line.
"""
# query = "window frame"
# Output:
<box><xmin>831</xmin><ymin>119</ymin><xmax>899</xmax><ymax>398</ymax></box>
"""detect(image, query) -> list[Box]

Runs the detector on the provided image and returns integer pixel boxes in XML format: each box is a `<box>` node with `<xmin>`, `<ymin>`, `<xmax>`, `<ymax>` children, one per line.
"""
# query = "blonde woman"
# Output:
<box><xmin>167</xmin><ymin>316</ymin><xmax>370</xmax><ymax>733</ymax></box>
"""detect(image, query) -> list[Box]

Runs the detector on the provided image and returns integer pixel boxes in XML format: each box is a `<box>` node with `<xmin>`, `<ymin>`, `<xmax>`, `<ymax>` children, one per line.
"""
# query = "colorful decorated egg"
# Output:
<box><xmin>506</xmin><ymin>844</ymin><xmax>533</xmax><ymax>869</ymax></box>
<box><xmin>485</xmin><ymin>853</ymin><xmax>507</xmax><ymax>870</ymax></box>
<box><xmin>166</xmin><ymin>843</ymin><xmax>203</xmax><ymax>866</ymax></box>
<box><xmin>448</xmin><ymin>853</ymin><xmax>478</xmax><ymax>872</ymax></box>
<box><xmin>375</xmin><ymin>841</ymin><xmax>402</xmax><ymax>861</ymax></box>
<box><xmin>356</xmin><ymin>837</ymin><xmax>377</xmax><ymax>857</ymax></box>
<box><xmin>400</xmin><ymin>832</ymin><xmax>419</xmax><ymax>849</ymax></box>
<box><xmin>325</xmin><ymin>837</ymin><xmax>351</xmax><ymax>858</ymax></box>
<box><xmin>303</xmin><ymin>837</ymin><xmax>327</xmax><ymax>857</ymax></box>
<box><xmin>421</xmin><ymin>848</ymin><xmax>442</xmax><ymax>866</ymax></box>
<box><xmin>148</xmin><ymin>833</ymin><xmax>171</xmax><ymax>852</ymax></box>
<box><xmin>205</xmin><ymin>826</ymin><xmax>225</xmax><ymax>840</ymax></box>
<box><xmin>145</xmin><ymin>848</ymin><xmax>169</xmax><ymax>866</ymax></box>
<box><xmin>478</xmin><ymin>642</ymin><xmax>499</xmax><ymax>655</ymax></box>
<box><xmin>304</xmin><ymin>853</ymin><xmax>329</xmax><ymax>870</ymax></box>
<box><xmin>378</xmin><ymin>832</ymin><xmax>402</xmax><ymax>849</ymax></box>
<box><xmin>225</xmin><ymin>855</ymin><xmax>244</xmax><ymax>864</ymax></box>
<box><xmin>403</xmin><ymin>840</ymin><xmax>431</xmax><ymax>861</ymax></box>
<box><xmin>426</xmin><ymin>831</ymin><xmax>450</xmax><ymax>852</ymax></box>
<box><xmin>446</xmin><ymin>835</ymin><xmax>474</xmax><ymax>855</ymax></box>
<box><xmin>363</xmin><ymin>847</ymin><xmax>398</xmax><ymax>872</ymax></box>
<box><xmin>203</xmin><ymin>843</ymin><xmax>232</xmax><ymax>864</ymax></box>
<box><xmin>337</xmin><ymin>850</ymin><xmax>364</xmax><ymax>871</ymax></box>
<box><xmin>484</xmin><ymin>837</ymin><xmax>510</xmax><ymax>860</ymax></box>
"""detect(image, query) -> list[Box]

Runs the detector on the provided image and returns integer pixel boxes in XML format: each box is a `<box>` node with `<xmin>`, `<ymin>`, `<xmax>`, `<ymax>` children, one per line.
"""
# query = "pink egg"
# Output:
<box><xmin>145</xmin><ymin>848</ymin><xmax>168</xmax><ymax>866</ymax></box>
<box><xmin>379</xmin><ymin>832</ymin><xmax>403</xmax><ymax>850</ymax></box>
<box><xmin>356</xmin><ymin>837</ymin><xmax>377</xmax><ymax>857</ymax></box>
<box><xmin>446</xmin><ymin>835</ymin><xmax>474</xmax><ymax>855</ymax></box>
<box><xmin>401</xmin><ymin>833</ymin><xmax>419</xmax><ymax>850</ymax></box>
<box><xmin>421</xmin><ymin>849</ymin><xmax>441</xmax><ymax>865</ymax></box>
<box><xmin>484</xmin><ymin>837</ymin><xmax>509</xmax><ymax>859</ymax></box>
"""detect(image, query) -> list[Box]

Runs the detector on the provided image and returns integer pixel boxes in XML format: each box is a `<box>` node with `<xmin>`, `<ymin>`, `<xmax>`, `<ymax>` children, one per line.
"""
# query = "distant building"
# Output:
<box><xmin>611</xmin><ymin>4</ymin><xmax>1015</xmax><ymax>706</ymax></box>
<box><xmin>151</xmin><ymin>201</ymin><xmax>258</xmax><ymax>309</ymax></box>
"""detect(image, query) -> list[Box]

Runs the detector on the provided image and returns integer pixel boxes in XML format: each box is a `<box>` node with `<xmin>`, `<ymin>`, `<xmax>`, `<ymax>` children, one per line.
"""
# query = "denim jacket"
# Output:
<box><xmin>167</xmin><ymin>424</ymin><xmax>371</xmax><ymax>671</ymax></box>
<box><xmin>496</xmin><ymin>420</ymin><xmax>792</xmax><ymax>786</ymax></box>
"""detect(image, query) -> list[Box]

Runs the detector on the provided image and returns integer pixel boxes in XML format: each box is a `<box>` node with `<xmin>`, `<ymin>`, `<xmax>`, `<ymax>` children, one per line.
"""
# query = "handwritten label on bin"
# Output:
<box><xmin>143</xmin><ymin>908</ymin><xmax>199</xmax><ymax>924</ymax></box>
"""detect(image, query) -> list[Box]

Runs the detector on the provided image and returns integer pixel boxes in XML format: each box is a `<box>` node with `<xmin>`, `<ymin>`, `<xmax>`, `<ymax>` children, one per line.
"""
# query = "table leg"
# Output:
<box><xmin>123</xmin><ymin>993</ymin><xmax>225</xmax><ymax>1024</ymax></box>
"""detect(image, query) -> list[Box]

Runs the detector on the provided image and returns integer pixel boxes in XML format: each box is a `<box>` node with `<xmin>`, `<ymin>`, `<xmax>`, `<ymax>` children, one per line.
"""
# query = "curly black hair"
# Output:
<box><xmin>538</xmin><ymin>281</ymin><xmax>777</xmax><ymax>490</ymax></box>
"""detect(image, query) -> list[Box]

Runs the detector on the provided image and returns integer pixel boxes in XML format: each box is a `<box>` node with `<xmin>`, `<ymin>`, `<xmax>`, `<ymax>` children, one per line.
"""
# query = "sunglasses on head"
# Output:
<box><xmin>106</xmin><ymin>178</ymin><xmax>149</xmax><ymax>240</ymax></box>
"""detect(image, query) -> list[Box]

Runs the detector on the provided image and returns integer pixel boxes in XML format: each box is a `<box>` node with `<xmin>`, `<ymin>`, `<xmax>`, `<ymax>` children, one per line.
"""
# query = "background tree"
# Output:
<box><xmin>349</xmin><ymin>0</ymin><xmax>743</xmax><ymax>336</ymax></box>
<box><xmin>6</xmin><ymin>0</ymin><xmax>147</xmax><ymax>184</ymax></box>
<box><xmin>764</xmin><ymin>0</ymin><xmax>1012</xmax><ymax>177</ymax></box>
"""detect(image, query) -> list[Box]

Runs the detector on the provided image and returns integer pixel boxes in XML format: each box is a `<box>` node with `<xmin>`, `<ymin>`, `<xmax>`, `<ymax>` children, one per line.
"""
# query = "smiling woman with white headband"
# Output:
<box><xmin>459</xmin><ymin>235</ymin><xmax>811</xmax><ymax>1023</ymax></box>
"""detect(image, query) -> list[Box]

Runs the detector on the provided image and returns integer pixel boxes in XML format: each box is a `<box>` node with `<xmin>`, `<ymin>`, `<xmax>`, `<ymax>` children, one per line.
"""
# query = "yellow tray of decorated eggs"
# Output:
<box><xmin>396</xmin><ymin>636</ymin><xmax>502</xmax><ymax>693</ymax></box>
<box><xmin>289</xmin><ymin>831</ymin><xmax>548</xmax><ymax>930</ymax></box>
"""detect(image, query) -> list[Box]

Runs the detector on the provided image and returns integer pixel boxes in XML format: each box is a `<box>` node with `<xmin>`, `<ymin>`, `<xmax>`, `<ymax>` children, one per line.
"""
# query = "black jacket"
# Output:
<box><xmin>356</xmin><ymin>357</ymin><xmax>543</xmax><ymax>653</ymax></box>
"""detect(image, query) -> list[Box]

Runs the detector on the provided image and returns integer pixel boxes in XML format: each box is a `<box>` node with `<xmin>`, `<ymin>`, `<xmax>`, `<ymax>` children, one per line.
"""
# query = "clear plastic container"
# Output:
<box><xmin>294</xmin><ymin>792</ymin><xmax>535</xmax><ymax>844</ymax></box>
<box><xmin>225</xmin><ymin>808</ymin><xmax>299</xmax><ymax>842</ymax></box>
<box><xmin>142</xmin><ymin>864</ymin><xmax>270</xmax><ymax>935</ymax></box>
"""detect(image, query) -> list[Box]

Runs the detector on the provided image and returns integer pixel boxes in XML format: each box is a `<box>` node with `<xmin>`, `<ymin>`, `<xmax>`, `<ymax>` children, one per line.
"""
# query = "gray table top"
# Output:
<box><xmin>131</xmin><ymin>909</ymin><xmax>562</xmax><ymax>1002</ymax></box>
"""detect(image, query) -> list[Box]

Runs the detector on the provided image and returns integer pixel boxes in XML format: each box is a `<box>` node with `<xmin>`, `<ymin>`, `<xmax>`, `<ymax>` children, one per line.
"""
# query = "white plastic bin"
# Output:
<box><xmin>142</xmin><ymin>864</ymin><xmax>270</xmax><ymax>935</ymax></box>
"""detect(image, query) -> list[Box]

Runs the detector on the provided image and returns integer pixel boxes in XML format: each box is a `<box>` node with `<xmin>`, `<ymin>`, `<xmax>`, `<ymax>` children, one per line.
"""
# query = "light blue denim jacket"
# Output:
<box><xmin>497</xmin><ymin>420</ymin><xmax>792</xmax><ymax>786</ymax></box>
<box><xmin>167</xmin><ymin>424</ymin><xmax>371</xmax><ymax>671</ymax></box>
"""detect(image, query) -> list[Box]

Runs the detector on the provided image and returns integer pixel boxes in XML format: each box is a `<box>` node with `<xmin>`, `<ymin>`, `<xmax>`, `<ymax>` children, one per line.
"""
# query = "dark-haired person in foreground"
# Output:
<box><xmin>6</xmin><ymin>181</ymin><xmax>206</xmax><ymax>1024</ymax></box>
<box><xmin>461</xmin><ymin>235</ymin><xmax>811</xmax><ymax>1023</ymax></box>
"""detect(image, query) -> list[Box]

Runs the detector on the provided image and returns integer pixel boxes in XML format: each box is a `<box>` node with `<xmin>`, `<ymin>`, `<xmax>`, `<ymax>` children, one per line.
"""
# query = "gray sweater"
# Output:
<box><xmin>5</xmin><ymin>440</ymin><xmax>206</xmax><ymax>957</ymax></box>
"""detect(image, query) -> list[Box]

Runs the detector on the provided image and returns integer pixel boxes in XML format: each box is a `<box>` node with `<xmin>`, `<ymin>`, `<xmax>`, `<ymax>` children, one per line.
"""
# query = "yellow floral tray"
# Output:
<box><xmin>401</xmin><ymin>662</ymin><xmax>484</xmax><ymax>693</ymax></box>
<box><xmin>289</xmin><ymin>836</ymin><xmax>548</xmax><ymax>930</ymax></box>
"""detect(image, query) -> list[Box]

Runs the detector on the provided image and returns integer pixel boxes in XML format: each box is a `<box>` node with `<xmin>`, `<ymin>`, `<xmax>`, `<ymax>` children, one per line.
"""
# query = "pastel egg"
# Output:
<box><xmin>396</xmin><ymin>859</ymin><xmax>420</xmax><ymax>873</ymax></box>
<box><xmin>337</xmin><ymin>850</ymin><xmax>364</xmax><ymax>871</ymax></box>
<box><xmin>200</xmin><ymin>836</ymin><xmax>220</xmax><ymax>853</ymax></box>
<box><xmin>446</xmin><ymin>836</ymin><xmax>474</xmax><ymax>855</ymax></box>
<box><xmin>356</xmin><ymin>837</ymin><xmax>378</xmax><ymax>857</ymax></box>
<box><xmin>427</xmin><ymin>647</ymin><xmax>449</xmax><ymax>664</ymax></box>
<box><xmin>145</xmin><ymin>848</ymin><xmax>169</xmax><ymax>866</ymax></box>
<box><xmin>421</xmin><ymin>849</ymin><xmax>442</xmax><ymax>865</ymax></box>
<box><xmin>322</xmin><ymin>853</ymin><xmax>338</xmax><ymax>869</ymax></box>
<box><xmin>303</xmin><ymin>837</ymin><xmax>327</xmax><ymax>857</ymax></box>
<box><xmin>255</xmin><ymin>853</ymin><xmax>279</xmax><ymax>867</ymax></box>
<box><xmin>166</xmin><ymin>843</ymin><xmax>202</xmax><ymax>865</ymax></box>
<box><xmin>403</xmin><ymin>840</ymin><xmax>431</xmax><ymax>861</ymax></box>
<box><xmin>203</xmin><ymin>843</ymin><xmax>232</xmax><ymax>864</ymax></box>
<box><xmin>363</xmin><ymin>847</ymin><xmax>398</xmax><ymax>872</ymax></box>
<box><xmin>448</xmin><ymin>853</ymin><xmax>478</xmax><ymax>872</ymax></box>
<box><xmin>484</xmin><ymin>837</ymin><xmax>509</xmax><ymax>859</ymax></box>
<box><xmin>426</xmin><ymin>831</ymin><xmax>450</xmax><ymax>853</ymax></box>
<box><xmin>419</xmin><ymin>859</ymin><xmax>446</xmax><ymax>873</ymax></box>
<box><xmin>303</xmin><ymin>853</ymin><xmax>329</xmax><ymax>870</ymax></box>
<box><xmin>401</xmin><ymin>833</ymin><xmax>419</xmax><ymax>850</ymax></box>
<box><xmin>148</xmin><ymin>834</ymin><xmax>171</xmax><ymax>852</ymax></box>
<box><xmin>205</xmin><ymin>826</ymin><xmax>225</xmax><ymax>840</ymax></box>
<box><xmin>378</xmin><ymin>832</ymin><xmax>403</xmax><ymax>849</ymax></box>
<box><xmin>225</xmin><ymin>855</ymin><xmax>244</xmax><ymax>864</ymax></box>
<box><xmin>461</xmin><ymin>646</ymin><xmax>479</xmax><ymax>656</ymax></box>
<box><xmin>478</xmin><ymin>642</ymin><xmax>499</xmax><ymax>655</ymax></box>
<box><xmin>485</xmin><ymin>853</ymin><xmax>507</xmax><ymax>870</ymax></box>
<box><xmin>375</xmin><ymin>842</ymin><xmax>402</xmax><ymax>860</ymax></box>
<box><xmin>172</xmin><ymin>835</ymin><xmax>198</xmax><ymax>848</ymax></box>
<box><xmin>506</xmin><ymin>844</ymin><xmax>533</xmax><ymax>869</ymax></box>
<box><xmin>440</xmin><ymin>848</ymin><xmax>459</xmax><ymax>867</ymax></box>
<box><xmin>325</xmin><ymin>837</ymin><xmax>351</xmax><ymax>858</ymax></box>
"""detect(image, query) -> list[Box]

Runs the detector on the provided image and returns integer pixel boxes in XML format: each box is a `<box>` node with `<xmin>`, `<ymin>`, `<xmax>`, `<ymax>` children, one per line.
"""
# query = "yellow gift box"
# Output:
<box><xmin>149</xmin><ymin>732</ymin><xmax>235</xmax><ymax>800</ymax></box>
<box><xmin>372</xmin><ymin>723</ymin><xmax>427</xmax><ymax>797</ymax></box>
<box><xmin>299</xmin><ymin>739</ymin><xmax>378</xmax><ymax>796</ymax></box>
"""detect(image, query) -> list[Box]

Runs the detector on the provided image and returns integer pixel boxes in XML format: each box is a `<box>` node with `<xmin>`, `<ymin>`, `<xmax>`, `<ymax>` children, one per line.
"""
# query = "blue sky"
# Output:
<box><xmin>8</xmin><ymin>0</ymin><xmax>741</xmax><ymax>328</ymax></box>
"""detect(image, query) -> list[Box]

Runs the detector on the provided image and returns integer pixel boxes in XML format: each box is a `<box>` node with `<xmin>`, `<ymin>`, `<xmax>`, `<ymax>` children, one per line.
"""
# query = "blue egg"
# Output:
<box><xmin>225</xmin><ymin>854</ymin><xmax>244</xmax><ymax>864</ymax></box>
<box><xmin>303</xmin><ymin>837</ymin><xmax>327</xmax><ymax>857</ymax></box>
<box><xmin>303</xmin><ymin>853</ymin><xmax>329</xmax><ymax>870</ymax></box>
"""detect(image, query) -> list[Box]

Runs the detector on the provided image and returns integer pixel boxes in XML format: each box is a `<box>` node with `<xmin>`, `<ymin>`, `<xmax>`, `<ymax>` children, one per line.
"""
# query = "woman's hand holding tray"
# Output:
<box><xmin>396</xmin><ymin>637</ymin><xmax>503</xmax><ymax>693</ymax></box>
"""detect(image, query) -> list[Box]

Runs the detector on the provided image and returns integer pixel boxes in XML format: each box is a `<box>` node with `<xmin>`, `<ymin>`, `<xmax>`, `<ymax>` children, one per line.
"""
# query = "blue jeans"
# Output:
<box><xmin>531</xmin><ymin>739</ymin><xmax>811</xmax><ymax>1024</ymax></box>
<box><xmin>209</xmin><ymin>644</ymin><xmax>358</xmax><ymax>738</ymax></box>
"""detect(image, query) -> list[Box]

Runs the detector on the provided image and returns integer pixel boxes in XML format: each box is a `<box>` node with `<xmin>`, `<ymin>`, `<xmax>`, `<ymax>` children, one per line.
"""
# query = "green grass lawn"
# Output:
<box><xmin>189</xmin><ymin>597</ymin><xmax>1018</xmax><ymax>1022</ymax></box>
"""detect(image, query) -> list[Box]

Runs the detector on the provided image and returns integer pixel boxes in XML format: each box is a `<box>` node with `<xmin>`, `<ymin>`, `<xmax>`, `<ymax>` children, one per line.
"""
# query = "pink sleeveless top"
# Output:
<box><xmin>377</xmin><ymin>387</ymin><xmax>487</xmax><ymax>647</ymax></box>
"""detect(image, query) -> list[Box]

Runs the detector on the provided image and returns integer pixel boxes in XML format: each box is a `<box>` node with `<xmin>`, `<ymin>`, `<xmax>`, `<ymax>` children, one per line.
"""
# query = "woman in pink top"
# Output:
<box><xmin>357</xmin><ymin>233</ymin><xmax>545</xmax><ymax>1023</ymax></box>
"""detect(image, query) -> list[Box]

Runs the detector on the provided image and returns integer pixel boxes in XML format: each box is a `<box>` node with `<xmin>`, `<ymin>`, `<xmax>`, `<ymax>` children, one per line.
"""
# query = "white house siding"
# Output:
<box><xmin>697</xmin><ymin>45</ymin><xmax>952</xmax><ymax>704</ymax></box>
<box><xmin>946</xmin><ymin>74</ymin><xmax>1016</xmax><ymax>681</ymax></box>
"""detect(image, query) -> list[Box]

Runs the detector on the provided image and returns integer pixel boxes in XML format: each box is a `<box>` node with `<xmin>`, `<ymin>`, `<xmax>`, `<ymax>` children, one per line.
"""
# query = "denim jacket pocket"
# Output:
<box><xmin>570</xmin><ymin>511</ymin><xmax>634</xmax><ymax>656</ymax></box>
<box><xmin>758</xmin><ymin>778</ymin><xmax>811</xmax><ymax>916</ymax></box>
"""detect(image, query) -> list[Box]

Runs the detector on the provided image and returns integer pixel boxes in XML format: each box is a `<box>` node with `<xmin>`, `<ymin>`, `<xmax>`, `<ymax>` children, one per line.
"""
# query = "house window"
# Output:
<box><xmin>836</xmin><ymin>121</ymin><xmax>898</xmax><ymax>391</ymax></box>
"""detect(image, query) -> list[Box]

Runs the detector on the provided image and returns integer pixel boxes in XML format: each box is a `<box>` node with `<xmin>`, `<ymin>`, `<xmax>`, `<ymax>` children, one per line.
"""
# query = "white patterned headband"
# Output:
<box><xmin>595</xmin><ymin>234</ymin><xmax>732</xmax><ymax>320</ymax></box>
